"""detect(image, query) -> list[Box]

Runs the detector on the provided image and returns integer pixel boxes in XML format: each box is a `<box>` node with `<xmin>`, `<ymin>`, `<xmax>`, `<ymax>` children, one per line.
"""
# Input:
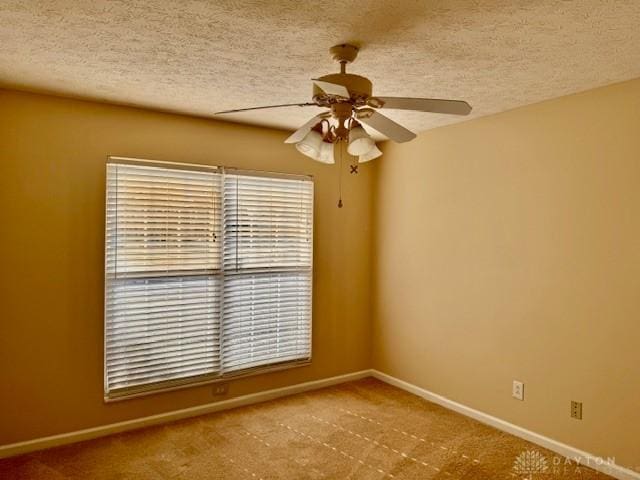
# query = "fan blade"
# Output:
<box><xmin>215</xmin><ymin>102</ymin><xmax>317</xmax><ymax>114</ymax></box>
<box><xmin>284</xmin><ymin>113</ymin><xmax>328</xmax><ymax>144</ymax></box>
<box><xmin>312</xmin><ymin>79</ymin><xmax>350</xmax><ymax>98</ymax></box>
<box><xmin>357</xmin><ymin>109</ymin><xmax>416</xmax><ymax>143</ymax></box>
<box><xmin>374</xmin><ymin>97</ymin><xmax>472</xmax><ymax>115</ymax></box>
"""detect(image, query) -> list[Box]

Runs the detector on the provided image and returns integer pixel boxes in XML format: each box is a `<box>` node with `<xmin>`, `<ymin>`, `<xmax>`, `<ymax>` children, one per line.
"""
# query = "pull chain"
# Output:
<box><xmin>337</xmin><ymin>141</ymin><xmax>343</xmax><ymax>208</ymax></box>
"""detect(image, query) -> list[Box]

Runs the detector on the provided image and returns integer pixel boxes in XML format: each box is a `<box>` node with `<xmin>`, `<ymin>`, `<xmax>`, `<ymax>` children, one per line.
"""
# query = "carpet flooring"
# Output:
<box><xmin>0</xmin><ymin>378</ymin><xmax>614</xmax><ymax>479</ymax></box>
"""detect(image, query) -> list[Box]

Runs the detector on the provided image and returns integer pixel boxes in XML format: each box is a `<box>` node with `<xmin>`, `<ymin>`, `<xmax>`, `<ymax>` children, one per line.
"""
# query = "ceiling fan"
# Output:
<box><xmin>215</xmin><ymin>44</ymin><xmax>472</xmax><ymax>164</ymax></box>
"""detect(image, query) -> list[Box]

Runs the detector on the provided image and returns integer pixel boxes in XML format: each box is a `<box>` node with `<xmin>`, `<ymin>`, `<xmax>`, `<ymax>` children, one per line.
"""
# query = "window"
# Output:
<box><xmin>105</xmin><ymin>159</ymin><xmax>313</xmax><ymax>399</ymax></box>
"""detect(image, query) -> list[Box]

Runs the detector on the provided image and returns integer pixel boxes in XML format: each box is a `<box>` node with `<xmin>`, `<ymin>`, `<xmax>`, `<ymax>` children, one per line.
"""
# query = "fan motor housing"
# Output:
<box><xmin>313</xmin><ymin>73</ymin><xmax>372</xmax><ymax>107</ymax></box>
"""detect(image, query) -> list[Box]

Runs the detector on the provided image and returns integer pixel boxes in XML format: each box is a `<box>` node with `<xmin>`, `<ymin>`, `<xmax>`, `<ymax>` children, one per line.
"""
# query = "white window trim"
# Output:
<box><xmin>104</xmin><ymin>156</ymin><xmax>314</xmax><ymax>402</ymax></box>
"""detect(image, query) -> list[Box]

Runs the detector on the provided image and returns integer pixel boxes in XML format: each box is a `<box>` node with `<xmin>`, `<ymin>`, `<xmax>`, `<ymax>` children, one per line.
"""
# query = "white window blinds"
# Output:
<box><xmin>105</xmin><ymin>161</ymin><xmax>313</xmax><ymax>398</ymax></box>
<box><xmin>222</xmin><ymin>174</ymin><xmax>313</xmax><ymax>372</ymax></box>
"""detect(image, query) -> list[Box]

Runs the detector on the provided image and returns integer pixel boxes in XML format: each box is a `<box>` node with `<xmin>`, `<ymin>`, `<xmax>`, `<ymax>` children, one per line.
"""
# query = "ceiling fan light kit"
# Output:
<box><xmin>216</xmin><ymin>44</ymin><xmax>472</xmax><ymax>165</ymax></box>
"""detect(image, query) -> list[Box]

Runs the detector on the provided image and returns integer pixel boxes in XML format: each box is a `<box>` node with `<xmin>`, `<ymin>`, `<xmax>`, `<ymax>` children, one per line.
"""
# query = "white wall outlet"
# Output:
<box><xmin>512</xmin><ymin>380</ymin><xmax>524</xmax><ymax>401</ymax></box>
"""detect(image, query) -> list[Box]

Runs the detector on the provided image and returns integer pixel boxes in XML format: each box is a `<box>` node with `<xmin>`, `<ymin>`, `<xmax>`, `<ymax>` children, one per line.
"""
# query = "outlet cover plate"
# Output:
<box><xmin>213</xmin><ymin>384</ymin><xmax>228</xmax><ymax>396</ymax></box>
<box><xmin>571</xmin><ymin>401</ymin><xmax>583</xmax><ymax>419</ymax></box>
<box><xmin>512</xmin><ymin>380</ymin><xmax>524</xmax><ymax>401</ymax></box>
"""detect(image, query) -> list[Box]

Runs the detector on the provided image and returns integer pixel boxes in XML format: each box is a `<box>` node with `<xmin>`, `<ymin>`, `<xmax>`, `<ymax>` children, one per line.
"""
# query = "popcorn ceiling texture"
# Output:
<box><xmin>1</xmin><ymin>0</ymin><xmax>640</xmax><ymax>137</ymax></box>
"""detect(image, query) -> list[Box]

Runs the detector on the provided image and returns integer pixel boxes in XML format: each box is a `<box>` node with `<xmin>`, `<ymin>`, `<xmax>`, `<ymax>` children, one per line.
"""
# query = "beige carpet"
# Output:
<box><xmin>0</xmin><ymin>378</ymin><xmax>613</xmax><ymax>479</ymax></box>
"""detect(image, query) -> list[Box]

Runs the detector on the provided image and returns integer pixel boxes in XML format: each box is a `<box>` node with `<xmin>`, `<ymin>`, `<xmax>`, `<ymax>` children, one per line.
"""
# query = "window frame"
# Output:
<box><xmin>104</xmin><ymin>157</ymin><xmax>313</xmax><ymax>402</ymax></box>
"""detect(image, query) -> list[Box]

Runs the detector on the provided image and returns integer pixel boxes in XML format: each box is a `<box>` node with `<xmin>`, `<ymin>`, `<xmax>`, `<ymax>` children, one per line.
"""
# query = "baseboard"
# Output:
<box><xmin>5</xmin><ymin>369</ymin><xmax>637</xmax><ymax>480</ymax></box>
<box><xmin>0</xmin><ymin>369</ymin><xmax>372</xmax><ymax>459</ymax></box>
<box><xmin>371</xmin><ymin>370</ymin><xmax>639</xmax><ymax>480</ymax></box>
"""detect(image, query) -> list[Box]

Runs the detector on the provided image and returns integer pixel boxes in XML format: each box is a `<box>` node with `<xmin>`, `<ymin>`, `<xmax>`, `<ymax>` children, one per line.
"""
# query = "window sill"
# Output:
<box><xmin>104</xmin><ymin>358</ymin><xmax>312</xmax><ymax>403</ymax></box>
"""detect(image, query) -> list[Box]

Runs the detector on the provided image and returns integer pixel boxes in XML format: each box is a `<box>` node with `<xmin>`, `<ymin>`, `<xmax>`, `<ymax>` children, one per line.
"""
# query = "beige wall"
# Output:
<box><xmin>0</xmin><ymin>89</ymin><xmax>373</xmax><ymax>444</ymax></box>
<box><xmin>2</xmin><ymin>78</ymin><xmax>639</xmax><ymax>469</ymax></box>
<box><xmin>372</xmin><ymin>78</ymin><xmax>640</xmax><ymax>470</ymax></box>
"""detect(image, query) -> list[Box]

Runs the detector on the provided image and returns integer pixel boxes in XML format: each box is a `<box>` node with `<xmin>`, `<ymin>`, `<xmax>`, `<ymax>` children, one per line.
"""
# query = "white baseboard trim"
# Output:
<box><xmin>0</xmin><ymin>369</ymin><xmax>372</xmax><ymax>460</ymax></box>
<box><xmin>371</xmin><ymin>370</ymin><xmax>639</xmax><ymax>480</ymax></box>
<box><xmin>4</xmin><ymin>369</ymin><xmax>637</xmax><ymax>480</ymax></box>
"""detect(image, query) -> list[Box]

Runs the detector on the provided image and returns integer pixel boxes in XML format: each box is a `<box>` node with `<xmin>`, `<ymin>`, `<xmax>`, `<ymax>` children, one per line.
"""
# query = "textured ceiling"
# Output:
<box><xmin>2</xmin><ymin>1</ymin><xmax>640</xmax><ymax>138</ymax></box>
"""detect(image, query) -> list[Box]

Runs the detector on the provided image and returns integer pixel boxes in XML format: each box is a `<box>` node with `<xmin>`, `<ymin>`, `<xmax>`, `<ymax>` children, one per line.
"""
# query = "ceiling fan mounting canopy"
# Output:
<box><xmin>329</xmin><ymin>43</ymin><xmax>360</xmax><ymax>64</ymax></box>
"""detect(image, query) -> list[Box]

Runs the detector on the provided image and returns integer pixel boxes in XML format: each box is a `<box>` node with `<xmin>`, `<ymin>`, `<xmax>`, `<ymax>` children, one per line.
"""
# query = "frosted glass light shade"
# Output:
<box><xmin>347</xmin><ymin>125</ymin><xmax>375</xmax><ymax>156</ymax></box>
<box><xmin>295</xmin><ymin>129</ymin><xmax>323</xmax><ymax>160</ymax></box>
<box><xmin>317</xmin><ymin>141</ymin><xmax>335</xmax><ymax>164</ymax></box>
<box><xmin>358</xmin><ymin>144</ymin><xmax>382</xmax><ymax>163</ymax></box>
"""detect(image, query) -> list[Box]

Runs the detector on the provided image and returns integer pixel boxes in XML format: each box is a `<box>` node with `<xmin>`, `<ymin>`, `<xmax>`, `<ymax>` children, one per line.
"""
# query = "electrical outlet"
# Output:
<box><xmin>512</xmin><ymin>380</ymin><xmax>524</xmax><ymax>401</ymax></box>
<box><xmin>571</xmin><ymin>401</ymin><xmax>582</xmax><ymax>419</ymax></box>
<box><xmin>213</xmin><ymin>384</ymin><xmax>228</xmax><ymax>396</ymax></box>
